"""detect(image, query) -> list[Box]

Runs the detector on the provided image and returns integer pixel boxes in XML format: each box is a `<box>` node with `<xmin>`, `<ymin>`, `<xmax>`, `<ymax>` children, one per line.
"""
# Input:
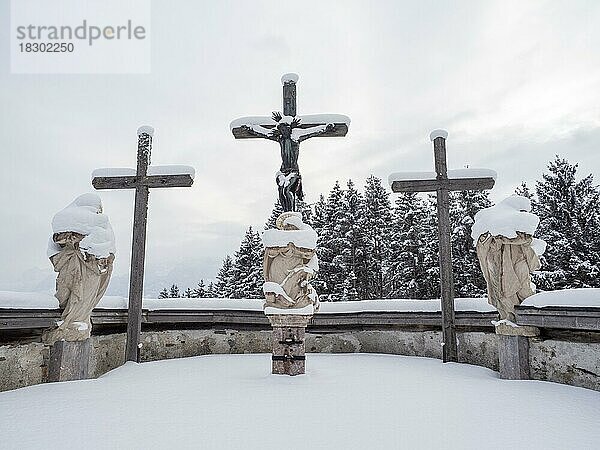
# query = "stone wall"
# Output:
<box><xmin>2</xmin><ymin>327</ymin><xmax>598</xmax><ymax>392</ymax></box>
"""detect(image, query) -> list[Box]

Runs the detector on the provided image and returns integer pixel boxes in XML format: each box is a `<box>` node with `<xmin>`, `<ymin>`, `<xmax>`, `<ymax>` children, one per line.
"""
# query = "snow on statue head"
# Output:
<box><xmin>43</xmin><ymin>193</ymin><xmax>116</xmax><ymax>345</ymax></box>
<box><xmin>472</xmin><ymin>195</ymin><xmax>546</xmax><ymax>330</ymax></box>
<box><xmin>262</xmin><ymin>212</ymin><xmax>319</xmax><ymax>313</ymax></box>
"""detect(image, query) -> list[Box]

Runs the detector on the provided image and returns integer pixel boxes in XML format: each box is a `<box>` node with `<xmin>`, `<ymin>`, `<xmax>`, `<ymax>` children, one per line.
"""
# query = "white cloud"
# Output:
<box><xmin>0</xmin><ymin>0</ymin><xmax>599</xmax><ymax>296</ymax></box>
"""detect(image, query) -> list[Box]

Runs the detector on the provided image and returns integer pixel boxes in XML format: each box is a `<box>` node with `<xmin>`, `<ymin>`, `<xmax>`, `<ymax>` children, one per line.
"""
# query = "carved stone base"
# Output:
<box><xmin>46</xmin><ymin>339</ymin><xmax>91</xmax><ymax>383</ymax></box>
<box><xmin>267</xmin><ymin>314</ymin><xmax>312</xmax><ymax>376</ymax></box>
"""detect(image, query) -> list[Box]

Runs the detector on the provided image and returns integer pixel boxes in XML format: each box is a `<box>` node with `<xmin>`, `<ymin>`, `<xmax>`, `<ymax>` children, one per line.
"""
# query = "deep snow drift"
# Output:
<box><xmin>1</xmin><ymin>354</ymin><xmax>599</xmax><ymax>450</ymax></box>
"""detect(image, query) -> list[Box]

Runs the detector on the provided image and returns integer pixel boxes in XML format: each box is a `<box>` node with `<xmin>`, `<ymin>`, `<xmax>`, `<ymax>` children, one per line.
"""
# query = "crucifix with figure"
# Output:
<box><xmin>389</xmin><ymin>130</ymin><xmax>496</xmax><ymax>363</ymax></box>
<box><xmin>230</xmin><ymin>73</ymin><xmax>350</xmax><ymax>211</ymax></box>
<box><xmin>92</xmin><ymin>126</ymin><xmax>194</xmax><ymax>362</ymax></box>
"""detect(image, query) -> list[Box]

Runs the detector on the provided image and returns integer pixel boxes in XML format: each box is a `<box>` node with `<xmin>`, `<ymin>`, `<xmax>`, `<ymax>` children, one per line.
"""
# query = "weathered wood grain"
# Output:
<box><xmin>46</xmin><ymin>339</ymin><xmax>91</xmax><ymax>382</ymax></box>
<box><xmin>4</xmin><ymin>306</ymin><xmax>600</xmax><ymax>335</ymax></box>
<box><xmin>498</xmin><ymin>334</ymin><xmax>530</xmax><ymax>380</ymax></box>
<box><xmin>433</xmin><ymin>136</ymin><xmax>458</xmax><ymax>363</ymax></box>
<box><xmin>92</xmin><ymin>174</ymin><xmax>193</xmax><ymax>190</ymax></box>
<box><xmin>391</xmin><ymin>177</ymin><xmax>496</xmax><ymax>193</ymax></box>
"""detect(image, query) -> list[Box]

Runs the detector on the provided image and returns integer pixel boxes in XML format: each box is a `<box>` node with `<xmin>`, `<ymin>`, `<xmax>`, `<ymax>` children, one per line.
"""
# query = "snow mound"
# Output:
<box><xmin>471</xmin><ymin>195</ymin><xmax>541</xmax><ymax>243</ymax></box>
<box><xmin>91</xmin><ymin>165</ymin><xmax>195</xmax><ymax>179</ymax></box>
<box><xmin>262</xmin><ymin>229</ymin><xmax>317</xmax><ymax>249</ymax></box>
<box><xmin>147</xmin><ymin>165</ymin><xmax>195</xmax><ymax>179</ymax></box>
<box><xmin>429</xmin><ymin>129</ymin><xmax>448</xmax><ymax>141</ymax></box>
<box><xmin>264</xmin><ymin>304</ymin><xmax>314</xmax><ymax>316</ymax></box>
<box><xmin>263</xmin><ymin>215</ymin><xmax>318</xmax><ymax>250</ymax></box>
<box><xmin>281</xmin><ymin>72</ymin><xmax>299</xmax><ymax>84</ymax></box>
<box><xmin>48</xmin><ymin>194</ymin><xmax>115</xmax><ymax>258</ymax></box>
<box><xmin>522</xmin><ymin>288</ymin><xmax>600</xmax><ymax>308</ymax></box>
<box><xmin>91</xmin><ymin>168</ymin><xmax>136</xmax><ymax>178</ymax></box>
<box><xmin>137</xmin><ymin>125</ymin><xmax>154</xmax><ymax>136</ymax></box>
<box><xmin>1</xmin><ymin>354</ymin><xmax>598</xmax><ymax>450</ymax></box>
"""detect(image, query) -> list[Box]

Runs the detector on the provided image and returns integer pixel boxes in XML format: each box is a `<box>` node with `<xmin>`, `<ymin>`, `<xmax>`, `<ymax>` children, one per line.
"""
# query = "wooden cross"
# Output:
<box><xmin>230</xmin><ymin>73</ymin><xmax>350</xmax><ymax>212</ymax></box>
<box><xmin>389</xmin><ymin>130</ymin><xmax>496</xmax><ymax>363</ymax></box>
<box><xmin>92</xmin><ymin>126</ymin><xmax>194</xmax><ymax>362</ymax></box>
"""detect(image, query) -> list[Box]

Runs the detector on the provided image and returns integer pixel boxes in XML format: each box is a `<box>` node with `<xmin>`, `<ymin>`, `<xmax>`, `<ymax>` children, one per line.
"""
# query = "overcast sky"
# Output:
<box><xmin>1</xmin><ymin>0</ymin><xmax>600</xmax><ymax>296</ymax></box>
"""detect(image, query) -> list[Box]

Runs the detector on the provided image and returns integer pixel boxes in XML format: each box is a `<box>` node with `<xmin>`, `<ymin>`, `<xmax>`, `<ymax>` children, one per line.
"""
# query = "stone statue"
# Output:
<box><xmin>472</xmin><ymin>195</ymin><xmax>545</xmax><ymax>323</ymax></box>
<box><xmin>43</xmin><ymin>194</ymin><xmax>115</xmax><ymax>345</ymax></box>
<box><xmin>262</xmin><ymin>212</ymin><xmax>319</xmax><ymax>311</ymax></box>
<box><xmin>242</xmin><ymin>112</ymin><xmax>333</xmax><ymax>212</ymax></box>
<box><xmin>476</xmin><ymin>232</ymin><xmax>541</xmax><ymax>322</ymax></box>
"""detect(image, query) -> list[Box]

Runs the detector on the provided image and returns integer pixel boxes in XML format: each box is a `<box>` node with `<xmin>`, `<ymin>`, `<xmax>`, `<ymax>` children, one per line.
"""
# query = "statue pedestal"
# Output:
<box><xmin>46</xmin><ymin>339</ymin><xmax>92</xmax><ymax>383</ymax></box>
<box><xmin>495</xmin><ymin>321</ymin><xmax>539</xmax><ymax>380</ymax></box>
<box><xmin>267</xmin><ymin>313</ymin><xmax>312</xmax><ymax>376</ymax></box>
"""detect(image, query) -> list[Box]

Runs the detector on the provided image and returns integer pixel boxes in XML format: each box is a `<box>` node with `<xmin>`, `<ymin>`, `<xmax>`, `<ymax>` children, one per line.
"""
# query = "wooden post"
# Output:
<box><xmin>282</xmin><ymin>77</ymin><xmax>297</xmax><ymax>117</ymax></box>
<box><xmin>125</xmin><ymin>131</ymin><xmax>151</xmax><ymax>362</ymax></box>
<box><xmin>433</xmin><ymin>135</ymin><xmax>458</xmax><ymax>363</ymax></box>
<box><xmin>498</xmin><ymin>335</ymin><xmax>531</xmax><ymax>380</ymax></box>
<box><xmin>47</xmin><ymin>339</ymin><xmax>92</xmax><ymax>382</ymax></box>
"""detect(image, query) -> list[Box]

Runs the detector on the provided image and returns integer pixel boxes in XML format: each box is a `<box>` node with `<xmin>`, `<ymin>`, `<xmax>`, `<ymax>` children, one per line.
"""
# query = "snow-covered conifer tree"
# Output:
<box><xmin>387</xmin><ymin>193</ymin><xmax>430</xmax><ymax>299</ymax></box>
<box><xmin>336</xmin><ymin>180</ymin><xmax>368</xmax><ymax>300</ymax></box>
<box><xmin>192</xmin><ymin>280</ymin><xmax>207</xmax><ymax>298</ymax></box>
<box><xmin>451</xmin><ymin>189</ymin><xmax>492</xmax><ymax>297</ymax></box>
<box><xmin>214</xmin><ymin>255</ymin><xmax>235</xmax><ymax>298</ymax></box>
<box><xmin>169</xmin><ymin>284</ymin><xmax>180</xmax><ymax>298</ymax></box>
<box><xmin>362</xmin><ymin>175</ymin><xmax>392</xmax><ymax>299</ymax></box>
<box><xmin>314</xmin><ymin>181</ymin><xmax>345</xmax><ymax>300</ymax></box>
<box><xmin>535</xmin><ymin>156</ymin><xmax>600</xmax><ymax>289</ymax></box>
<box><xmin>230</xmin><ymin>226</ymin><xmax>264</xmax><ymax>298</ymax></box>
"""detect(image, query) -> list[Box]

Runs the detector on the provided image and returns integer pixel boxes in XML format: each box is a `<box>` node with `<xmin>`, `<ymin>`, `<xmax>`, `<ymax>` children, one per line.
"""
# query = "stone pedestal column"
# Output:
<box><xmin>46</xmin><ymin>339</ymin><xmax>92</xmax><ymax>383</ymax></box>
<box><xmin>495</xmin><ymin>322</ymin><xmax>539</xmax><ymax>380</ymax></box>
<box><xmin>267</xmin><ymin>314</ymin><xmax>312</xmax><ymax>376</ymax></box>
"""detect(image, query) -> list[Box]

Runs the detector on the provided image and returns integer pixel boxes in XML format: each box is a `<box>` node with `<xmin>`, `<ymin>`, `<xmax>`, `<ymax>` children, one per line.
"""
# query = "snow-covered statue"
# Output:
<box><xmin>262</xmin><ymin>212</ymin><xmax>319</xmax><ymax>311</ymax></box>
<box><xmin>43</xmin><ymin>194</ymin><xmax>115</xmax><ymax>345</ymax></box>
<box><xmin>472</xmin><ymin>195</ymin><xmax>546</xmax><ymax>323</ymax></box>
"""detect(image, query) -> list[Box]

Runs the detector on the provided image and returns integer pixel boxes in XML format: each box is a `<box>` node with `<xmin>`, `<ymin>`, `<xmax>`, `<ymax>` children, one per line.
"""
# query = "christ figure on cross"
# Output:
<box><xmin>231</xmin><ymin>73</ymin><xmax>350</xmax><ymax>212</ymax></box>
<box><xmin>240</xmin><ymin>112</ymin><xmax>334</xmax><ymax>211</ymax></box>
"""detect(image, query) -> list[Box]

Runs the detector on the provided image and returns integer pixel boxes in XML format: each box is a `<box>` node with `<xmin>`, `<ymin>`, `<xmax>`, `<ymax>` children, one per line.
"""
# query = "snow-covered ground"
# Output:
<box><xmin>1</xmin><ymin>289</ymin><xmax>599</xmax><ymax>312</ymax></box>
<box><xmin>0</xmin><ymin>354</ymin><xmax>598</xmax><ymax>449</ymax></box>
<box><xmin>0</xmin><ymin>290</ymin><xmax>497</xmax><ymax>312</ymax></box>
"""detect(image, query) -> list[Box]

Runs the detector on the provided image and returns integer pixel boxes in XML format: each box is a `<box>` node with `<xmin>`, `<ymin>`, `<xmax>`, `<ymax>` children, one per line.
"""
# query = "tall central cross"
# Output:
<box><xmin>388</xmin><ymin>130</ymin><xmax>496</xmax><ymax>363</ymax></box>
<box><xmin>230</xmin><ymin>73</ymin><xmax>350</xmax><ymax>211</ymax></box>
<box><xmin>92</xmin><ymin>126</ymin><xmax>194</xmax><ymax>362</ymax></box>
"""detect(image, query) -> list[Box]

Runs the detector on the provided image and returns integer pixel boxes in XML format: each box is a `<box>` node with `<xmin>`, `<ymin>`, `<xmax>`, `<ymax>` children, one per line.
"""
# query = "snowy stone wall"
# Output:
<box><xmin>1</xmin><ymin>328</ymin><xmax>598</xmax><ymax>392</ymax></box>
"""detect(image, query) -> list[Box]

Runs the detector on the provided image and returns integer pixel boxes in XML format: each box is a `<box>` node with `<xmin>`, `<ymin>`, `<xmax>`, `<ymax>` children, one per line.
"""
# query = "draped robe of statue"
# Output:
<box><xmin>476</xmin><ymin>231</ymin><xmax>540</xmax><ymax>322</ymax></box>
<box><xmin>43</xmin><ymin>193</ymin><xmax>115</xmax><ymax>345</ymax></box>
<box><xmin>43</xmin><ymin>232</ymin><xmax>114</xmax><ymax>344</ymax></box>
<box><xmin>263</xmin><ymin>212</ymin><xmax>319</xmax><ymax>310</ymax></box>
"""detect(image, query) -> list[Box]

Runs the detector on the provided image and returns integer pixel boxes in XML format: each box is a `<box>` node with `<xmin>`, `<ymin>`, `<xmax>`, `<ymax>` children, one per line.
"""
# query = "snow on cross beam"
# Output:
<box><xmin>389</xmin><ymin>168</ymin><xmax>497</xmax><ymax>193</ymax></box>
<box><xmin>92</xmin><ymin>165</ymin><xmax>195</xmax><ymax>189</ymax></box>
<box><xmin>230</xmin><ymin>113</ymin><xmax>351</xmax><ymax>139</ymax></box>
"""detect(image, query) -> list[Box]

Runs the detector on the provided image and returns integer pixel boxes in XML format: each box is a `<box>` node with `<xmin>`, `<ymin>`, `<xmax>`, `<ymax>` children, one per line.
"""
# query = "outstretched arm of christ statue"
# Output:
<box><xmin>293</xmin><ymin>123</ymin><xmax>335</xmax><ymax>142</ymax></box>
<box><xmin>239</xmin><ymin>124</ymin><xmax>279</xmax><ymax>141</ymax></box>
